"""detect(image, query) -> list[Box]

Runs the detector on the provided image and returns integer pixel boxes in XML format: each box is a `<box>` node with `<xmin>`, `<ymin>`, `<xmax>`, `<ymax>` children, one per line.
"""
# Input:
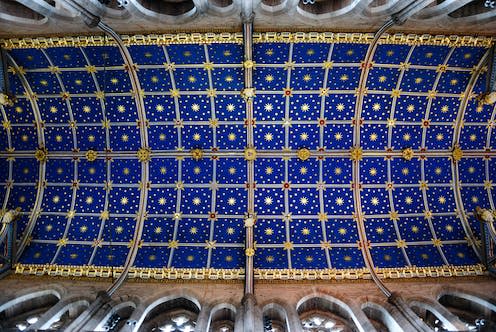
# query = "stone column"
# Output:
<box><xmin>195</xmin><ymin>303</ymin><xmax>212</xmax><ymax>332</ymax></box>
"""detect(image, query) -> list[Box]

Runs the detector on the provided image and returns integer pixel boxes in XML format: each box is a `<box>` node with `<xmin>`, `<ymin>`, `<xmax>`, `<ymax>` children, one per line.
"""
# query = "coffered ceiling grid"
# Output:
<box><xmin>1</xmin><ymin>32</ymin><xmax>494</xmax><ymax>281</ymax></box>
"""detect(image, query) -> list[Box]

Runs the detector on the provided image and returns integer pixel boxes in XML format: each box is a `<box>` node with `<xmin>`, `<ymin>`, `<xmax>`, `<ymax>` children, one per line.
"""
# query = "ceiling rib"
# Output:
<box><xmin>79</xmin><ymin>46</ymin><xmax>113</xmax><ymax>267</ymax></box>
<box><xmin>97</xmin><ymin>22</ymin><xmax>150</xmax><ymax>296</ymax></box>
<box><xmin>7</xmin><ymin>54</ymin><xmax>47</xmax><ymax>263</ymax></box>
<box><xmin>351</xmin><ymin>20</ymin><xmax>394</xmax><ymax>297</ymax></box>
<box><xmin>451</xmin><ymin>50</ymin><xmax>492</xmax><ymax>262</ymax></box>
<box><xmin>242</xmin><ymin>18</ymin><xmax>255</xmax><ymax>297</ymax></box>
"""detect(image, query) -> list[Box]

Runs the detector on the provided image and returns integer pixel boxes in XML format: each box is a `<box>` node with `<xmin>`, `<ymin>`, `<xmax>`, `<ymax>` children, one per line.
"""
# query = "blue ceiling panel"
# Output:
<box><xmin>366</xmin><ymin>67</ymin><xmax>400</xmax><ymax>91</ymax></box>
<box><xmin>361</xmin><ymin>157</ymin><xmax>387</xmax><ymax>183</ymax></box>
<box><xmin>210</xmin><ymin>247</ymin><xmax>244</xmax><ymax>269</ymax></box>
<box><xmin>54</xmin><ymin>244</ymin><xmax>93</xmax><ymax>266</ymax></box>
<box><xmin>425</xmin><ymin>125</ymin><xmax>453</xmax><ymax>150</ymax></box>
<box><xmin>44</xmin><ymin>47</ymin><xmax>86</xmax><ymax>68</ymax></box>
<box><xmin>9</xmin><ymin>48</ymin><xmax>51</xmax><ymax>68</ymax></box>
<box><xmin>148</xmin><ymin>158</ymin><xmax>177</xmax><ymax>184</ymax></box>
<box><xmin>207</xmin><ymin>43</ymin><xmax>243</xmax><ymax>64</ymax></box>
<box><xmin>365</xmin><ymin>218</ymin><xmax>397</xmax><ymax>243</ymax></box>
<box><xmin>429</xmin><ymin>97</ymin><xmax>459</xmax><ymax>122</ymax></box>
<box><xmin>362</xmin><ymin>93</ymin><xmax>392</xmax><ymax>120</ymax></box>
<box><xmin>391</xmin><ymin>158</ymin><xmax>421</xmax><ymax>184</ymax></box>
<box><xmin>141</xmin><ymin>217</ymin><xmax>175</xmax><ymax>242</ymax></box>
<box><xmin>41</xmin><ymin>185</ymin><xmax>73</xmax><ymax>212</ymax></box>
<box><xmin>459</xmin><ymin>125</ymin><xmax>488</xmax><ymax>150</ymax></box>
<box><xmin>331</xmin><ymin>43</ymin><xmax>368</xmax><ymax>63</ymax></box>
<box><xmin>83</xmin><ymin>46</ymin><xmax>123</xmax><ymax>67</ymax></box>
<box><xmin>394</xmin><ymin>187</ymin><xmax>424</xmax><ymax>214</ymax></box>
<box><xmin>323</xmin><ymin>123</ymin><xmax>353</xmax><ymax>149</ymax></box>
<box><xmin>213</xmin><ymin>218</ymin><xmax>244</xmax><ymax>243</ymax></box>
<box><xmin>442</xmin><ymin>244</ymin><xmax>479</xmax><ymax>266</ymax></box>
<box><xmin>71</xmin><ymin>97</ymin><xmax>103</xmax><ymax>123</ymax></box>
<box><xmin>431</xmin><ymin>216</ymin><xmax>466</xmax><ymax>241</ymax></box>
<box><xmin>105</xmin><ymin>96</ymin><xmax>138</xmax><ymax>122</ymax></box>
<box><xmin>329</xmin><ymin>247</ymin><xmax>364</xmax><ymax>269</ymax></box>
<box><xmin>447</xmin><ymin>46</ymin><xmax>486</xmax><ymax>68</ymax></box>
<box><xmin>253</xmin><ymin>93</ymin><xmax>285</xmax><ymax>120</ymax></box>
<box><xmin>405</xmin><ymin>245</ymin><xmax>445</xmax><ymax>267</ymax></box>
<box><xmin>32</xmin><ymin>215</ymin><xmax>66</xmax><ymax>240</ymax></box>
<box><xmin>12</xmin><ymin>158</ymin><xmax>38</xmax><ymax>183</ymax></box>
<box><xmin>291</xmin><ymin>67</ymin><xmax>325</xmax><ymax>90</ymax></box>
<box><xmin>293</xmin><ymin>43</ymin><xmax>330</xmax><ymax>63</ymax></box>
<box><xmin>395</xmin><ymin>95</ymin><xmax>428</xmax><ymax>122</ymax></box>
<box><xmin>325</xmin><ymin>219</ymin><xmax>359</xmax><ymax>244</ymax></box>
<box><xmin>323</xmin><ymin>157</ymin><xmax>352</xmax><ymax>184</ymax></box>
<box><xmin>409</xmin><ymin>45</ymin><xmax>450</xmax><ymax>66</ymax></box>
<box><xmin>323</xmin><ymin>188</ymin><xmax>354</xmax><ymax>215</ymax></box>
<box><xmin>370</xmin><ymin>246</ymin><xmax>408</xmax><ymax>268</ymax></box>
<box><xmin>292</xmin><ymin>247</ymin><xmax>328</xmax><ymax>269</ymax></box>
<box><xmin>401</xmin><ymin>69</ymin><xmax>437</xmax><ymax>92</ymax></box>
<box><xmin>170</xmin><ymin>246</ymin><xmax>208</xmax><ymax>268</ymax></box>
<box><xmin>255</xmin><ymin>247</ymin><xmax>288</xmax><ymax>269</ymax></box>
<box><xmin>4</xmin><ymin>99</ymin><xmax>34</xmax><ymax>124</ymax></box>
<box><xmin>67</xmin><ymin>216</ymin><xmax>101</xmax><ymax>241</ymax></box>
<box><xmin>77</xmin><ymin>125</ymin><xmax>106</xmax><ymax>151</ymax></box>
<box><xmin>139</xmin><ymin>68</ymin><xmax>172</xmax><ymax>92</ymax></box>
<box><xmin>147</xmin><ymin>188</ymin><xmax>177</xmax><ymax>215</ymax></box>
<box><xmin>253</xmin><ymin>43</ymin><xmax>290</xmax><ymax>64</ymax></box>
<box><xmin>327</xmin><ymin>67</ymin><xmax>360</xmax><ymax>91</ymax></box>
<box><xmin>59</xmin><ymin>71</ymin><xmax>96</xmax><ymax>94</ymax></box>
<box><xmin>20</xmin><ymin>243</ymin><xmax>58</xmax><ymax>265</ymax></box>
<box><xmin>134</xmin><ymin>247</ymin><xmax>170</xmax><ymax>268</ymax></box>
<box><xmin>254</xmin><ymin>218</ymin><xmax>286</xmax><ymax>244</ymax></box>
<box><xmin>373</xmin><ymin>44</ymin><xmax>411</xmax><ymax>64</ymax></box>
<box><xmin>398</xmin><ymin>217</ymin><xmax>432</xmax><ymax>242</ymax></box>
<box><xmin>166</xmin><ymin>44</ymin><xmax>206</xmax><ymax>64</ymax></box>
<box><xmin>78</xmin><ymin>159</ymin><xmax>107</xmax><ymax>183</ymax></box>
<box><xmin>10</xmin><ymin>126</ymin><xmax>38</xmax><ymax>150</ymax></box>
<box><xmin>92</xmin><ymin>245</ymin><xmax>129</xmax><ymax>267</ymax></box>
<box><xmin>45</xmin><ymin>159</ymin><xmax>74</xmax><ymax>184</ymax></box>
<box><xmin>128</xmin><ymin>45</ymin><xmax>165</xmax><ymax>65</ymax></box>
<box><xmin>424</xmin><ymin>157</ymin><xmax>452</xmax><ymax>183</ymax></box>
<box><xmin>438</xmin><ymin>71</ymin><xmax>471</xmax><ymax>94</ymax></box>
<box><xmin>392</xmin><ymin>125</ymin><xmax>423</xmax><ymax>150</ymax></box>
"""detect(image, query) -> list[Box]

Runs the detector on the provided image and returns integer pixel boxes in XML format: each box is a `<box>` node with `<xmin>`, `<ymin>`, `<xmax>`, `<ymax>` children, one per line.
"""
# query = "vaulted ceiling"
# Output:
<box><xmin>1</xmin><ymin>32</ymin><xmax>495</xmax><ymax>280</ymax></box>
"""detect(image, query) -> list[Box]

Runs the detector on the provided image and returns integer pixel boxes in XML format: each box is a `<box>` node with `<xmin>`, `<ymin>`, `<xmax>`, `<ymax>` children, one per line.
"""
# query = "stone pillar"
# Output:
<box><xmin>242</xmin><ymin>293</ymin><xmax>263</xmax><ymax>332</ymax></box>
<box><xmin>388</xmin><ymin>292</ymin><xmax>431</xmax><ymax>332</ymax></box>
<box><xmin>194</xmin><ymin>303</ymin><xmax>212</xmax><ymax>332</ymax></box>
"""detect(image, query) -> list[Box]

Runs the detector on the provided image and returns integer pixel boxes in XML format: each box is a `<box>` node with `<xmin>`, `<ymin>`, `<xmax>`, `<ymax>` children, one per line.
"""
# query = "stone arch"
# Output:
<box><xmin>262</xmin><ymin>302</ymin><xmax>291</xmax><ymax>332</ymax></box>
<box><xmin>0</xmin><ymin>285</ymin><xmax>64</xmax><ymax>331</ymax></box>
<box><xmin>296</xmin><ymin>293</ymin><xmax>377</xmax><ymax>332</ymax></box>
<box><xmin>127</xmin><ymin>0</ymin><xmax>198</xmax><ymax>23</ymax></box>
<box><xmin>296</xmin><ymin>0</ymin><xmax>365</xmax><ymax>20</ymax></box>
<box><xmin>0</xmin><ymin>0</ymin><xmax>48</xmax><ymax>26</ymax></box>
<box><xmin>360</xmin><ymin>300</ymin><xmax>405</xmax><ymax>332</ymax></box>
<box><xmin>25</xmin><ymin>295</ymin><xmax>91</xmax><ymax>330</ymax></box>
<box><xmin>408</xmin><ymin>296</ymin><xmax>466</xmax><ymax>332</ymax></box>
<box><xmin>91</xmin><ymin>296</ymin><xmax>140</xmax><ymax>332</ymax></box>
<box><xmin>437</xmin><ymin>287</ymin><xmax>496</xmax><ymax>330</ymax></box>
<box><xmin>206</xmin><ymin>302</ymin><xmax>237</xmax><ymax>332</ymax></box>
<box><xmin>125</xmin><ymin>290</ymin><xmax>201</xmax><ymax>332</ymax></box>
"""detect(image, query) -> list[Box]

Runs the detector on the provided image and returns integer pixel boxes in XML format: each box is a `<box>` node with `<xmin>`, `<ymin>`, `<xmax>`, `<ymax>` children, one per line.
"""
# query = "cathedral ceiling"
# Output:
<box><xmin>1</xmin><ymin>32</ymin><xmax>495</xmax><ymax>281</ymax></box>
